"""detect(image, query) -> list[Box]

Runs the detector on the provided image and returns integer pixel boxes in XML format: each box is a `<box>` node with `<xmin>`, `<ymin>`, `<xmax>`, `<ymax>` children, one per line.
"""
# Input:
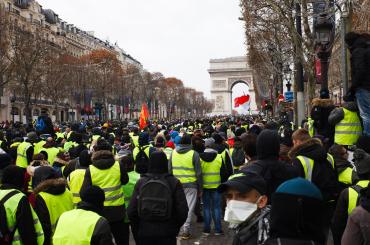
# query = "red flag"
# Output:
<box><xmin>139</xmin><ymin>103</ymin><xmax>150</xmax><ymax>129</ymax></box>
<box><xmin>234</xmin><ymin>95</ymin><xmax>250</xmax><ymax>108</ymax></box>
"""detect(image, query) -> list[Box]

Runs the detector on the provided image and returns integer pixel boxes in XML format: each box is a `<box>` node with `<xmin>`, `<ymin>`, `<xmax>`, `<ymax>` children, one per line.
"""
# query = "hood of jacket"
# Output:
<box><xmin>175</xmin><ymin>144</ymin><xmax>193</xmax><ymax>154</ymax></box>
<box><xmin>343</xmin><ymin>101</ymin><xmax>359</xmax><ymax>112</ymax></box>
<box><xmin>91</xmin><ymin>150</ymin><xmax>115</xmax><ymax>170</ymax></box>
<box><xmin>200</xmin><ymin>148</ymin><xmax>218</xmax><ymax>162</ymax></box>
<box><xmin>211</xmin><ymin>143</ymin><xmax>227</xmax><ymax>154</ymax></box>
<box><xmin>34</xmin><ymin>178</ymin><xmax>67</xmax><ymax>195</ymax></box>
<box><xmin>311</xmin><ymin>98</ymin><xmax>334</xmax><ymax>108</ymax></box>
<box><xmin>233</xmin><ymin>140</ymin><xmax>243</xmax><ymax>149</ymax></box>
<box><xmin>288</xmin><ymin>138</ymin><xmax>326</xmax><ymax>162</ymax></box>
<box><xmin>257</xmin><ymin>130</ymin><xmax>280</xmax><ymax>160</ymax></box>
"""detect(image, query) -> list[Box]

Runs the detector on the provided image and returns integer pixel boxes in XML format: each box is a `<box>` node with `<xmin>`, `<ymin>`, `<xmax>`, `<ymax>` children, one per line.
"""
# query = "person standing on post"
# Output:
<box><xmin>169</xmin><ymin>134</ymin><xmax>202</xmax><ymax>240</ymax></box>
<box><xmin>81</xmin><ymin>139</ymin><xmax>129</xmax><ymax>245</ymax></box>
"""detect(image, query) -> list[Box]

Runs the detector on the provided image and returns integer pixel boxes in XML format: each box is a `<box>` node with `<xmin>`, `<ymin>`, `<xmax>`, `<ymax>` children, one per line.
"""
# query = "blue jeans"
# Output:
<box><xmin>356</xmin><ymin>89</ymin><xmax>370</xmax><ymax>136</ymax></box>
<box><xmin>202</xmin><ymin>189</ymin><xmax>222</xmax><ymax>233</ymax></box>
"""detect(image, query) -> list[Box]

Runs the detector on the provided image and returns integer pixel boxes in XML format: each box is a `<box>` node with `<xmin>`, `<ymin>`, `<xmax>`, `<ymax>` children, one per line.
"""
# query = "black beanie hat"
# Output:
<box><xmin>148</xmin><ymin>151</ymin><xmax>169</xmax><ymax>174</ymax></box>
<box><xmin>2</xmin><ymin>165</ymin><xmax>25</xmax><ymax>188</ymax></box>
<box><xmin>79</xmin><ymin>150</ymin><xmax>92</xmax><ymax>167</ymax></box>
<box><xmin>80</xmin><ymin>185</ymin><xmax>105</xmax><ymax>210</ymax></box>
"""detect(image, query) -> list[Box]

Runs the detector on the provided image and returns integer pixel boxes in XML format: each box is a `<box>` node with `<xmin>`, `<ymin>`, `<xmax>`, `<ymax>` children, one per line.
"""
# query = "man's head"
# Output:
<box><xmin>218</xmin><ymin>172</ymin><xmax>268</xmax><ymax>209</ymax></box>
<box><xmin>2</xmin><ymin>165</ymin><xmax>25</xmax><ymax>189</ymax></box>
<box><xmin>80</xmin><ymin>185</ymin><xmax>105</xmax><ymax>213</ymax></box>
<box><xmin>292</xmin><ymin>128</ymin><xmax>311</xmax><ymax>147</ymax></box>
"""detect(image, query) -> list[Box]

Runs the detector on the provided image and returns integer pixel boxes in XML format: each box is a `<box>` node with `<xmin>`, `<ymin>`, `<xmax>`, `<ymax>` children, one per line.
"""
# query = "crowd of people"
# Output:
<box><xmin>0</xmin><ymin>111</ymin><xmax>369</xmax><ymax>245</ymax></box>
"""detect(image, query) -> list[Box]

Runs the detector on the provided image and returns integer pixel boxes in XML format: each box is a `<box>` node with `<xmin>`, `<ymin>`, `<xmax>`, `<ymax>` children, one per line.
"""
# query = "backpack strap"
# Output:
<box><xmin>351</xmin><ymin>185</ymin><xmax>363</xmax><ymax>194</ymax></box>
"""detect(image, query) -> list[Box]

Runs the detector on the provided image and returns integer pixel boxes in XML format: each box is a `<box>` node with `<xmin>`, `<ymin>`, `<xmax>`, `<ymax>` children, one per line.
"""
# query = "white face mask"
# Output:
<box><xmin>224</xmin><ymin>199</ymin><xmax>258</xmax><ymax>226</ymax></box>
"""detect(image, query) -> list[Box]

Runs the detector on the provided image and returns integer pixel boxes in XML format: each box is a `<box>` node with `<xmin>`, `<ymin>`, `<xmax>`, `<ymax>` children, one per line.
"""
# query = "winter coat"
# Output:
<box><xmin>289</xmin><ymin>138</ymin><xmax>340</xmax><ymax>202</ymax></box>
<box><xmin>269</xmin><ymin>192</ymin><xmax>326</xmax><ymax>244</ymax></box>
<box><xmin>334</xmin><ymin>157</ymin><xmax>359</xmax><ymax>191</ymax></box>
<box><xmin>34</xmin><ymin>178</ymin><xmax>72</xmax><ymax>245</ymax></box>
<box><xmin>341</xmin><ymin>206</ymin><xmax>370</xmax><ymax>245</ymax></box>
<box><xmin>199</xmin><ymin>148</ymin><xmax>230</xmax><ymax>186</ymax></box>
<box><xmin>81</xmin><ymin>150</ymin><xmax>129</xmax><ymax>222</ymax></box>
<box><xmin>168</xmin><ymin>144</ymin><xmax>203</xmax><ymax>190</ymax></box>
<box><xmin>127</xmin><ymin>174</ymin><xmax>188</xmax><ymax>238</ymax></box>
<box><xmin>245</xmin><ymin>130</ymin><xmax>298</xmax><ymax>200</ymax></box>
<box><xmin>232</xmin><ymin>207</ymin><xmax>271</xmax><ymax>245</ymax></box>
<box><xmin>231</xmin><ymin>140</ymin><xmax>246</xmax><ymax>168</ymax></box>
<box><xmin>310</xmin><ymin>98</ymin><xmax>336</xmax><ymax>141</ymax></box>
<box><xmin>328</xmin><ymin>102</ymin><xmax>361</xmax><ymax>127</ymax></box>
<box><xmin>0</xmin><ymin>185</ymin><xmax>40</xmax><ymax>245</ymax></box>
<box><xmin>349</xmin><ymin>35</ymin><xmax>370</xmax><ymax>91</ymax></box>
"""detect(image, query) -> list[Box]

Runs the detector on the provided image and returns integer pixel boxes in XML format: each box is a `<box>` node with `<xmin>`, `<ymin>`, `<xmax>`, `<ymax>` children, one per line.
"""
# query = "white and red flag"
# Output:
<box><xmin>234</xmin><ymin>95</ymin><xmax>250</xmax><ymax>114</ymax></box>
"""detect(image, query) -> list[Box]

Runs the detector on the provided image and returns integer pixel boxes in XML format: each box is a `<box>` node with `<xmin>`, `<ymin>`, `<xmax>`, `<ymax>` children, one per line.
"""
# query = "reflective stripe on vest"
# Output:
<box><xmin>297</xmin><ymin>156</ymin><xmax>314</xmax><ymax>181</ymax></box>
<box><xmin>68</xmin><ymin>169</ymin><xmax>87</xmax><ymax>205</ymax></box>
<box><xmin>16</xmin><ymin>142</ymin><xmax>32</xmax><ymax>168</ymax></box>
<box><xmin>338</xmin><ymin>167</ymin><xmax>353</xmax><ymax>185</ymax></box>
<box><xmin>335</xmin><ymin>108</ymin><xmax>362</xmax><ymax>145</ymax></box>
<box><xmin>0</xmin><ymin>189</ymin><xmax>44</xmax><ymax>245</ymax></box>
<box><xmin>171</xmin><ymin>150</ymin><xmax>196</xmax><ymax>184</ymax></box>
<box><xmin>327</xmin><ymin>153</ymin><xmax>335</xmax><ymax>169</ymax></box>
<box><xmin>53</xmin><ymin>209</ymin><xmax>101</xmax><ymax>245</ymax></box>
<box><xmin>201</xmin><ymin>154</ymin><xmax>223</xmax><ymax>188</ymax></box>
<box><xmin>348</xmin><ymin>180</ymin><xmax>370</xmax><ymax>214</ymax></box>
<box><xmin>90</xmin><ymin>161</ymin><xmax>124</xmax><ymax>206</ymax></box>
<box><xmin>39</xmin><ymin>190</ymin><xmax>74</xmax><ymax>234</ymax></box>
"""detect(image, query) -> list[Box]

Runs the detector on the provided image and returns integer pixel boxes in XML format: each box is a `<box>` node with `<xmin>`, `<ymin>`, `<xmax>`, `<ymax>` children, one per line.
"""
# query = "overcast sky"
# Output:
<box><xmin>37</xmin><ymin>0</ymin><xmax>246</xmax><ymax>98</ymax></box>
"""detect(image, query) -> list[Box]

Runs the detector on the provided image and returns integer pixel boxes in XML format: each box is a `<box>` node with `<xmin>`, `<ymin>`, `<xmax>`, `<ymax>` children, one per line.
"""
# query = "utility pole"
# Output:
<box><xmin>295</xmin><ymin>2</ymin><xmax>305</xmax><ymax>127</ymax></box>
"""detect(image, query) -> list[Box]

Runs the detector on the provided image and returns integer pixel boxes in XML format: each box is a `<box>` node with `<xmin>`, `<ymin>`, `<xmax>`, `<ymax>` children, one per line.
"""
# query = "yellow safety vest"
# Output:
<box><xmin>34</xmin><ymin>141</ymin><xmax>46</xmax><ymax>155</ymax></box>
<box><xmin>16</xmin><ymin>142</ymin><xmax>32</xmax><ymax>168</ymax></box>
<box><xmin>41</xmin><ymin>147</ymin><xmax>60</xmax><ymax>165</ymax></box>
<box><xmin>171</xmin><ymin>150</ymin><xmax>196</xmax><ymax>184</ymax></box>
<box><xmin>164</xmin><ymin>147</ymin><xmax>173</xmax><ymax>160</ymax></box>
<box><xmin>0</xmin><ymin>189</ymin><xmax>44</xmax><ymax>245</ymax></box>
<box><xmin>68</xmin><ymin>169</ymin><xmax>86</xmax><ymax>205</ymax></box>
<box><xmin>348</xmin><ymin>180</ymin><xmax>370</xmax><ymax>214</ymax></box>
<box><xmin>327</xmin><ymin>153</ymin><xmax>335</xmax><ymax>169</ymax></box>
<box><xmin>133</xmin><ymin>146</ymin><xmax>150</xmax><ymax>161</ymax></box>
<box><xmin>307</xmin><ymin>118</ymin><xmax>315</xmax><ymax>137</ymax></box>
<box><xmin>296</xmin><ymin>156</ymin><xmax>315</xmax><ymax>181</ymax></box>
<box><xmin>10</xmin><ymin>142</ymin><xmax>21</xmax><ymax>149</ymax></box>
<box><xmin>90</xmin><ymin>162</ymin><xmax>124</xmax><ymax>206</ymax></box>
<box><xmin>38</xmin><ymin>190</ymin><xmax>74</xmax><ymax>234</ymax></box>
<box><xmin>53</xmin><ymin>209</ymin><xmax>101</xmax><ymax>245</ymax></box>
<box><xmin>338</xmin><ymin>167</ymin><xmax>354</xmax><ymax>186</ymax></box>
<box><xmin>131</xmin><ymin>135</ymin><xmax>139</xmax><ymax>147</ymax></box>
<box><xmin>201</xmin><ymin>154</ymin><xmax>223</xmax><ymax>189</ymax></box>
<box><xmin>92</xmin><ymin>135</ymin><xmax>101</xmax><ymax>142</ymax></box>
<box><xmin>335</xmin><ymin>108</ymin><xmax>362</xmax><ymax>146</ymax></box>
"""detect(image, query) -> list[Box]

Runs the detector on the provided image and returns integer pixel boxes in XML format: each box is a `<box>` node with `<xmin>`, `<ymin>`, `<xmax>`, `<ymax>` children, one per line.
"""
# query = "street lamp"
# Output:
<box><xmin>315</xmin><ymin>13</ymin><xmax>335</xmax><ymax>93</ymax></box>
<box><xmin>283</xmin><ymin>65</ymin><xmax>292</xmax><ymax>92</ymax></box>
<box><xmin>110</xmin><ymin>104</ymin><xmax>113</xmax><ymax>121</ymax></box>
<box><xmin>10</xmin><ymin>94</ymin><xmax>16</xmax><ymax>122</ymax></box>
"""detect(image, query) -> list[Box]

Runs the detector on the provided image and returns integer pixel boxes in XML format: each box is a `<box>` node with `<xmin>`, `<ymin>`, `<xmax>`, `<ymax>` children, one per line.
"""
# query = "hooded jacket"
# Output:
<box><xmin>289</xmin><ymin>138</ymin><xmax>340</xmax><ymax>201</ymax></box>
<box><xmin>310</xmin><ymin>98</ymin><xmax>335</xmax><ymax>140</ymax></box>
<box><xmin>348</xmin><ymin>34</ymin><xmax>370</xmax><ymax>91</ymax></box>
<box><xmin>81</xmin><ymin>150</ymin><xmax>129</xmax><ymax>222</ymax></box>
<box><xmin>34</xmin><ymin>178</ymin><xmax>72</xmax><ymax>245</ymax></box>
<box><xmin>245</xmin><ymin>130</ymin><xmax>298</xmax><ymax>200</ymax></box>
<box><xmin>168</xmin><ymin>144</ymin><xmax>203</xmax><ymax>190</ymax></box>
<box><xmin>328</xmin><ymin>102</ymin><xmax>361</xmax><ymax>127</ymax></box>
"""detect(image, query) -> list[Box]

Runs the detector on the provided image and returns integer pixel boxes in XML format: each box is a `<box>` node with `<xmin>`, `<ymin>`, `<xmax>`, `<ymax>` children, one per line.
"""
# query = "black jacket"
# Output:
<box><xmin>81</xmin><ymin>150</ymin><xmax>129</xmax><ymax>222</ymax></box>
<box><xmin>127</xmin><ymin>174</ymin><xmax>188</xmax><ymax>238</ymax></box>
<box><xmin>332</xmin><ymin>187</ymin><xmax>352</xmax><ymax>245</ymax></box>
<box><xmin>289</xmin><ymin>138</ymin><xmax>340</xmax><ymax>202</ymax></box>
<box><xmin>211</xmin><ymin>143</ymin><xmax>234</xmax><ymax>177</ymax></box>
<box><xmin>199</xmin><ymin>149</ymin><xmax>230</xmax><ymax>185</ymax></box>
<box><xmin>310</xmin><ymin>98</ymin><xmax>335</xmax><ymax>141</ymax></box>
<box><xmin>245</xmin><ymin>130</ymin><xmax>298</xmax><ymax>200</ymax></box>
<box><xmin>0</xmin><ymin>185</ymin><xmax>39</xmax><ymax>245</ymax></box>
<box><xmin>34</xmin><ymin>178</ymin><xmax>70</xmax><ymax>245</ymax></box>
<box><xmin>349</xmin><ymin>35</ymin><xmax>370</xmax><ymax>91</ymax></box>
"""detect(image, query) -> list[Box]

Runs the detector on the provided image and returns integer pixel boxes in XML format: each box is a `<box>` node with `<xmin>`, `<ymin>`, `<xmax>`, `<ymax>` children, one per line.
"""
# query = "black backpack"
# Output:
<box><xmin>135</xmin><ymin>146</ymin><xmax>150</xmax><ymax>174</ymax></box>
<box><xmin>138</xmin><ymin>174</ymin><xmax>173</xmax><ymax>222</ymax></box>
<box><xmin>232</xmin><ymin>148</ymin><xmax>246</xmax><ymax>167</ymax></box>
<box><xmin>351</xmin><ymin>185</ymin><xmax>368</xmax><ymax>207</ymax></box>
<box><xmin>0</xmin><ymin>190</ymin><xmax>20</xmax><ymax>244</ymax></box>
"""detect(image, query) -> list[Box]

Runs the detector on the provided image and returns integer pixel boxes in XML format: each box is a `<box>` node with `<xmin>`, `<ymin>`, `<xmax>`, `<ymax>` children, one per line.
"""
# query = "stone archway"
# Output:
<box><xmin>209</xmin><ymin>56</ymin><xmax>257</xmax><ymax>115</ymax></box>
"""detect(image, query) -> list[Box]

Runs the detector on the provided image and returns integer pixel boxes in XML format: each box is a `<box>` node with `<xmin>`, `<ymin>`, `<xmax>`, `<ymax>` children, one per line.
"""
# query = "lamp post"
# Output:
<box><xmin>315</xmin><ymin>13</ymin><xmax>335</xmax><ymax>92</ymax></box>
<box><xmin>110</xmin><ymin>104</ymin><xmax>113</xmax><ymax>121</ymax></box>
<box><xmin>65</xmin><ymin>103</ymin><xmax>70</xmax><ymax>122</ymax></box>
<box><xmin>283</xmin><ymin>65</ymin><xmax>292</xmax><ymax>92</ymax></box>
<box><xmin>10</xmin><ymin>94</ymin><xmax>16</xmax><ymax>122</ymax></box>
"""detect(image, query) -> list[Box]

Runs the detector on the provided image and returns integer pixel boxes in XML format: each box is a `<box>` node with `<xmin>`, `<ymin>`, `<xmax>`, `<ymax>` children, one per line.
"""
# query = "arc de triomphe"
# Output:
<box><xmin>208</xmin><ymin>56</ymin><xmax>257</xmax><ymax>115</ymax></box>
